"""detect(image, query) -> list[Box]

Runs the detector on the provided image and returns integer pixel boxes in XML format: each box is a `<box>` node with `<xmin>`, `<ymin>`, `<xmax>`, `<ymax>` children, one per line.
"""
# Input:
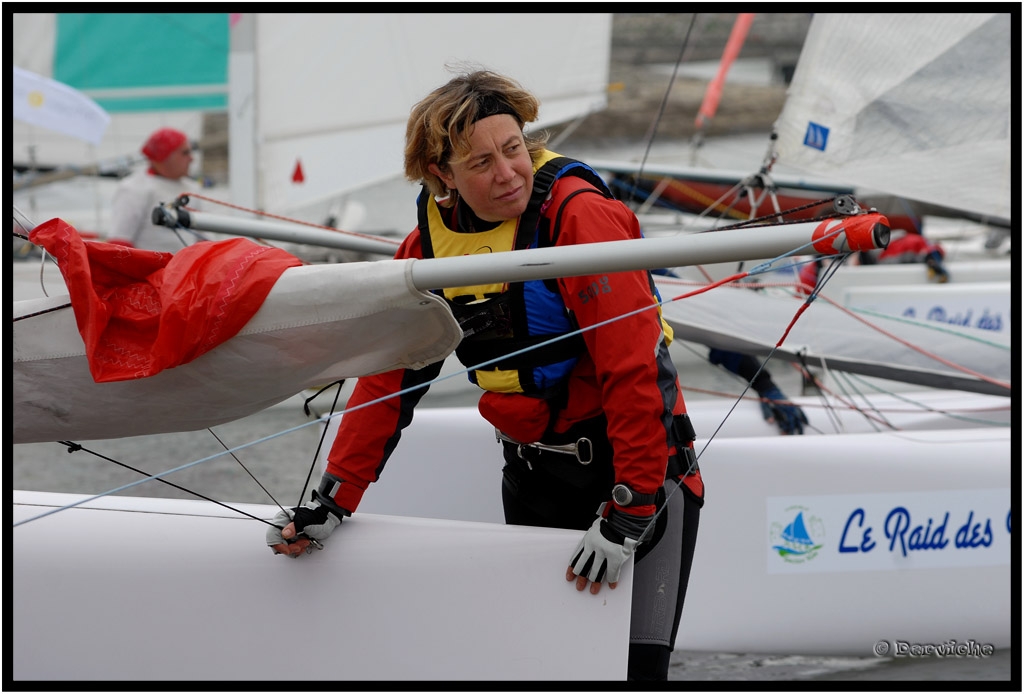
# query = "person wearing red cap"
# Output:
<box><xmin>109</xmin><ymin>127</ymin><xmax>201</xmax><ymax>252</ymax></box>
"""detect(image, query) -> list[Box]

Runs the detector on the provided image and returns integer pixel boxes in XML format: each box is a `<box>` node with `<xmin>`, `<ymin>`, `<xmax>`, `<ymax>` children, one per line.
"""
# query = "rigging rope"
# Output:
<box><xmin>10</xmin><ymin>224</ymin><xmax>863</xmax><ymax>531</ymax></box>
<box><xmin>12</xmin><ymin>20</ymin><xmax>1008</xmax><ymax>529</ymax></box>
<box><xmin>14</xmin><ymin>214</ymin><xmax>1010</xmax><ymax>529</ymax></box>
<box><xmin>13</xmin><ymin>442</ymin><xmax>281</xmax><ymax>529</ymax></box>
<box><xmin>622</xmin><ymin>13</ymin><xmax>698</xmax><ymax>210</ymax></box>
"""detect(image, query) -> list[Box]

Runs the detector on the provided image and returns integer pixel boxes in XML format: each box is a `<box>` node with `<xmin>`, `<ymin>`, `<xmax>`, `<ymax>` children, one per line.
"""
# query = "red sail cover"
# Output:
<box><xmin>29</xmin><ymin>219</ymin><xmax>302</xmax><ymax>383</ymax></box>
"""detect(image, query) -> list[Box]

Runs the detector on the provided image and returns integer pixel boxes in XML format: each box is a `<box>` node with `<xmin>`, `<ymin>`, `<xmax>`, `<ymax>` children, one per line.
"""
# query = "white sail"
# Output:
<box><xmin>773</xmin><ymin>13</ymin><xmax>1011</xmax><ymax>221</ymax></box>
<box><xmin>13</xmin><ymin>66</ymin><xmax>111</xmax><ymax>145</ymax></box>
<box><xmin>229</xmin><ymin>13</ymin><xmax>612</xmax><ymax>218</ymax></box>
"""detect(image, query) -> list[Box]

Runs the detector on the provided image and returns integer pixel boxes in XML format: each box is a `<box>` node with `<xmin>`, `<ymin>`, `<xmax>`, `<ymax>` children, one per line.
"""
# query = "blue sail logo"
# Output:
<box><xmin>802</xmin><ymin>122</ymin><xmax>829</xmax><ymax>151</ymax></box>
<box><xmin>770</xmin><ymin>508</ymin><xmax>824</xmax><ymax>564</ymax></box>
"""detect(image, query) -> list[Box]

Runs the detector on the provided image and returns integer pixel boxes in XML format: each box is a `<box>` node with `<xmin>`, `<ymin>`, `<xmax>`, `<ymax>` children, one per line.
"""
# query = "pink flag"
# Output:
<box><xmin>695</xmin><ymin>13</ymin><xmax>755</xmax><ymax>130</ymax></box>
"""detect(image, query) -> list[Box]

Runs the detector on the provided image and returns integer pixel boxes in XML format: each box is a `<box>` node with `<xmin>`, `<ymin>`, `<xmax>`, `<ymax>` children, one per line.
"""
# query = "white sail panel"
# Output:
<box><xmin>773</xmin><ymin>13</ymin><xmax>1010</xmax><ymax>221</ymax></box>
<box><xmin>237</xmin><ymin>13</ymin><xmax>612</xmax><ymax>217</ymax></box>
<box><xmin>13</xmin><ymin>66</ymin><xmax>111</xmax><ymax>145</ymax></box>
<box><xmin>11</xmin><ymin>13</ymin><xmax>57</xmax><ymax>76</ymax></box>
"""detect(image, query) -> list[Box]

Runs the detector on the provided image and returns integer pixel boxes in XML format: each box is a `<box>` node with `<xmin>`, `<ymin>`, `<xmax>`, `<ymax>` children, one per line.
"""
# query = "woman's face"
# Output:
<box><xmin>430</xmin><ymin>114</ymin><xmax>534</xmax><ymax>223</ymax></box>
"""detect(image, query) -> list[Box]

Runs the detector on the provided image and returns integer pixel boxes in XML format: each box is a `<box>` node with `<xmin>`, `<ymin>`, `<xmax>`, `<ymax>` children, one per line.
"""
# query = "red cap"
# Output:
<box><xmin>141</xmin><ymin>128</ymin><xmax>189</xmax><ymax>163</ymax></box>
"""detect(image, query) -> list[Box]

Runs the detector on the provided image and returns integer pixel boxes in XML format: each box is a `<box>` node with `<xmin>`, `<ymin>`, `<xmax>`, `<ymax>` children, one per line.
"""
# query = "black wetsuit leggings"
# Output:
<box><xmin>499</xmin><ymin>416</ymin><xmax>702</xmax><ymax>681</ymax></box>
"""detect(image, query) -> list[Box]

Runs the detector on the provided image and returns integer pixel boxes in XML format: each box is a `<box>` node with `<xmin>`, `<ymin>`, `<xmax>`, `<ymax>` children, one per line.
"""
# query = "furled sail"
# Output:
<box><xmin>14</xmin><ymin>213</ymin><xmax>889</xmax><ymax>443</ymax></box>
<box><xmin>28</xmin><ymin>219</ymin><xmax>301</xmax><ymax>383</ymax></box>
<box><xmin>14</xmin><ymin>229</ymin><xmax>463</xmax><ymax>443</ymax></box>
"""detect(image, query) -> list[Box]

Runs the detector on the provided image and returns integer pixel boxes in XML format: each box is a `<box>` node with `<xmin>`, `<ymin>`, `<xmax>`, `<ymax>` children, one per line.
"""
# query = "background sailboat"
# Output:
<box><xmin>704</xmin><ymin>12</ymin><xmax>1012</xmax><ymax>363</ymax></box>
<box><xmin>602</xmin><ymin>13</ymin><xmax>1011</xmax><ymax>232</ymax></box>
<box><xmin>13</xmin><ymin>12</ymin><xmax>614</xmax><ymax>250</ymax></box>
<box><xmin>584</xmin><ymin>12</ymin><xmax>1012</xmax><ymax>388</ymax></box>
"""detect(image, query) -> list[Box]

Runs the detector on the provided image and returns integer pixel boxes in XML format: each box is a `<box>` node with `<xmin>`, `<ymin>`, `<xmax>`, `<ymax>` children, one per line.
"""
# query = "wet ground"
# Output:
<box><xmin>668</xmin><ymin>647</ymin><xmax>1013</xmax><ymax>682</ymax></box>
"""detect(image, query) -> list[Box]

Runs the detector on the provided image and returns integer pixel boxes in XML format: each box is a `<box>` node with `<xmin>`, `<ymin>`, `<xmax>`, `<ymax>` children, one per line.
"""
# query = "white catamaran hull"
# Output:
<box><xmin>324</xmin><ymin>401</ymin><xmax>1012</xmax><ymax>524</ymax></box>
<box><xmin>653</xmin><ymin>277</ymin><xmax>1011</xmax><ymax>397</ymax></box>
<box><xmin>336</xmin><ymin>407</ymin><xmax>1010</xmax><ymax>655</ymax></box>
<box><xmin>682</xmin><ymin>427</ymin><xmax>1010</xmax><ymax>654</ymax></box>
<box><xmin>13</xmin><ymin>491</ymin><xmax>631</xmax><ymax>681</ymax></box>
<box><xmin>13</xmin><ymin>421</ymin><xmax>1010</xmax><ymax>680</ymax></box>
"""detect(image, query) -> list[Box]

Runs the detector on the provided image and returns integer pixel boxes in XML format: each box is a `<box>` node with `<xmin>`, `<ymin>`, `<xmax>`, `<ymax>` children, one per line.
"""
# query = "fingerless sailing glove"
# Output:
<box><xmin>569</xmin><ymin>504</ymin><xmax>655</xmax><ymax>586</ymax></box>
<box><xmin>265</xmin><ymin>472</ymin><xmax>352</xmax><ymax>548</ymax></box>
<box><xmin>265</xmin><ymin>500</ymin><xmax>344</xmax><ymax>549</ymax></box>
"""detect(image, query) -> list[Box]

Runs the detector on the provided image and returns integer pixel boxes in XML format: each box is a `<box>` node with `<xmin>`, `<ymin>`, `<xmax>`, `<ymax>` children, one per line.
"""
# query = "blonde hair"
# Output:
<box><xmin>404</xmin><ymin>69</ymin><xmax>549</xmax><ymax>201</ymax></box>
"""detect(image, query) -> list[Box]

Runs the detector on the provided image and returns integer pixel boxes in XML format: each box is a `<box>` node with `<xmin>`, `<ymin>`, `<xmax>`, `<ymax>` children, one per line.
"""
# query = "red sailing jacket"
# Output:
<box><xmin>324</xmin><ymin>175</ymin><xmax>704</xmax><ymax>516</ymax></box>
<box><xmin>878</xmin><ymin>232</ymin><xmax>944</xmax><ymax>264</ymax></box>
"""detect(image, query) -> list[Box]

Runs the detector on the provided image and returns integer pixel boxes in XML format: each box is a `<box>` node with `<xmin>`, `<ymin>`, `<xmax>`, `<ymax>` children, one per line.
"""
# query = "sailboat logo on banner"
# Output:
<box><xmin>802</xmin><ymin>122</ymin><xmax>829</xmax><ymax>152</ymax></box>
<box><xmin>770</xmin><ymin>507</ymin><xmax>824</xmax><ymax>564</ymax></box>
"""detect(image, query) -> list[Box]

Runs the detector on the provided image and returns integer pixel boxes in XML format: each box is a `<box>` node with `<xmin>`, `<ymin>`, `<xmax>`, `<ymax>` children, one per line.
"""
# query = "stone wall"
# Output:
<box><xmin>566</xmin><ymin>12</ymin><xmax>812</xmax><ymax>142</ymax></box>
<box><xmin>612</xmin><ymin>12</ymin><xmax>809</xmax><ymax>65</ymax></box>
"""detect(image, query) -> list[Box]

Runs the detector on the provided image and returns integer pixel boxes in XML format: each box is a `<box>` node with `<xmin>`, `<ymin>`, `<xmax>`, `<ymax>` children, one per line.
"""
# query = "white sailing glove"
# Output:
<box><xmin>569</xmin><ymin>505</ymin><xmax>653</xmax><ymax>586</ymax></box>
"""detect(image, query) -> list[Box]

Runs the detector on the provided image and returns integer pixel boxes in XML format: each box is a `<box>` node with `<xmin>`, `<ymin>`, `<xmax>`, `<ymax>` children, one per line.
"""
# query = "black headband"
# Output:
<box><xmin>473</xmin><ymin>93</ymin><xmax>518</xmax><ymax>123</ymax></box>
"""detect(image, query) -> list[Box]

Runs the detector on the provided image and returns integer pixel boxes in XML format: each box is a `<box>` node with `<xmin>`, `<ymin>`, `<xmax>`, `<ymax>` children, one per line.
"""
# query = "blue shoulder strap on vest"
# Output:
<box><xmin>514</xmin><ymin>157</ymin><xmax>612</xmax><ymax>251</ymax></box>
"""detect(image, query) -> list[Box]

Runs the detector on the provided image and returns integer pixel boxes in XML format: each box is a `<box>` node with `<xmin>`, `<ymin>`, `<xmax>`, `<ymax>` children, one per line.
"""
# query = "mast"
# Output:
<box><xmin>228</xmin><ymin>13</ymin><xmax>258</xmax><ymax>212</ymax></box>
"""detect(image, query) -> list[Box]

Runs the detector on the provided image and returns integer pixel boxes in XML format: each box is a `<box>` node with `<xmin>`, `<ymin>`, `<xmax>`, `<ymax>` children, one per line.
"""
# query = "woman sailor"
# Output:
<box><xmin>267</xmin><ymin>70</ymin><xmax>704</xmax><ymax>682</ymax></box>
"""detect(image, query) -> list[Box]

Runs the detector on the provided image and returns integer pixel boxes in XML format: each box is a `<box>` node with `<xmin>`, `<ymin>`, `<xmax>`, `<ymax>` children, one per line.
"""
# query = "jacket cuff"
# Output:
<box><xmin>612</xmin><ymin>502</ymin><xmax>656</xmax><ymax>516</ymax></box>
<box><xmin>314</xmin><ymin>472</ymin><xmax>363</xmax><ymax>516</ymax></box>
